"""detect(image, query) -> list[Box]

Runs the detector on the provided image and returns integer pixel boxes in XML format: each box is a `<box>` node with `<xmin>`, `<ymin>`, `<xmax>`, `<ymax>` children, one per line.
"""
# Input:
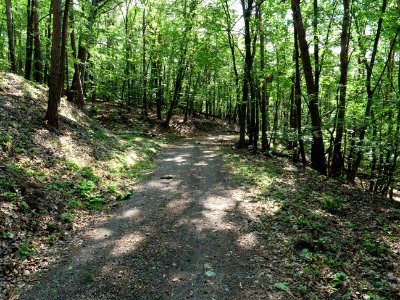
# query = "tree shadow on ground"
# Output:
<box><xmin>224</xmin><ymin>149</ymin><xmax>400</xmax><ymax>299</ymax></box>
<box><xmin>21</xmin><ymin>136</ymin><xmax>283</xmax><ymax>299</ymax></box>
<box><xmin>0</xmin><ymin>78</ymin><xmax>159</xmax><ymax>297</ymax></box>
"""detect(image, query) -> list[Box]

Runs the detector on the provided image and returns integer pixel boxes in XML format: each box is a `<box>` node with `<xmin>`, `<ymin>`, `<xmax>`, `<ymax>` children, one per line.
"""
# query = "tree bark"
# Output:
<box><xmin>5</xmin><ymin>0</ymin><xmax>17</xmax><ymax>73</ymax></box>
<box><xmin>259</xmin><ymin>5</ymin><xmax>269</xmax><ymax>152</ymax></box>
<box><xmin>58</xmin><ymin>0</ymin><xmax>70</xmax><ymax>102</ymax></box>
<box><xmin>291</xmin><ymin>0</ymin><xmax>327</xmax><ymax>175</ymax></box>
<box><xmin>45</xmin><ymin>0</ymin><xmax>63</xmax><ymax>129</ymax></box>
<box><xmin>238</xmin><ymin>0</ymin><xmax>254</xmax><ymax>148</ymax></box>
<box><xmin>330</xmin><ymin>0</ymin><xmax>350</xmax><ymax>178</ymax></box>
<box><xmin>222</xmin><ymin>0</ymin><xmax>242</xmax><ymax>143</ymax></box>
<box><xmin>142</xmin><ymin>7</ymin><xmax>148</xmax><ymax>119</ymax></box>
<box><xmin>70</xmin><ymin>5</ymin><xmax>84</xmax><ymax>109</ymax></box>
<box><xmin>32</xmin><ymin>0</ymin><xmax>42</xmax><ymax>83</ymax></box>
<box><xmin>25</xmin><ymin>0</ymin><xmax>34</xmax><ymax>80</ymax></box>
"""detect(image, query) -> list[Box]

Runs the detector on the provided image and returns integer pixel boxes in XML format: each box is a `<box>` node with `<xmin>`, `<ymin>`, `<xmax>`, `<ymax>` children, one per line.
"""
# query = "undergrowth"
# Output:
<box><xmin>222</xmin><ymin>146</ymin><xmax>400</xmax><ymax>300</ymax></box>
<box><xmin>0</xmin><ymin>72</ymin><xmax>163</xmax><ymax>297</ymax></box>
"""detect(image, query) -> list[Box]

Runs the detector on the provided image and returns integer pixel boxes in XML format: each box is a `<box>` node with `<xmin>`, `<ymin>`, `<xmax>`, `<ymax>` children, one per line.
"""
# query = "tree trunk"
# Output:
<box><xmin>45</xmin><ymin>0</ymin><xmax>63</xmax><ymax>128</ymax></box>
<box><xmin>142</xmin><ymin>8</ymin><xmax>148</xmax><ymax>119</ymax></box>
<box><xmin>330</xmin><ymin>0</ymin><xmax>350</xmax><ymax>178</ymax></box>
<box><xmin>347</xmin><ymin>0</ymin><xmax>390</xmax><ymax>182</ymax></box>
<box><xmin>165</xmin><ymin>61</ymin><xmax>186</xmax><ymax>127</ymax></box>
<box><xmin>44</xmin><ymin>3</ymin><xmax>52</xmax><ymax>84</ymax></box>
<box><xmin>259</xmin><ymin>6</ymin><xmax>269</xmax><ymax>152</ymax></box>
<box><xmin>25</xmin><ymin>0</ymin><xmax>34</xmax><ymax>80</ymax></box>
<box><xmin>156</xmin><ymin>60</ymin><xmax>163</xmax><ymax>120</ymax></box>
<box><xmin>70</xmin><ymin>0</ymin><xmax>96</xmax><ymax>100</ymax></box>
<box><xmin>32</xmin><ymin>0</ymin><xmax>42</xmax><ymax>83</ymax></box>
<box><xmin>294</xmin><ymin>29</ymin><xmax>306</xmax><ymax>164</ymax></box>
<box><xmin>238</xmin><ymin>0</ymin><xmax>254</xmax><ymax>148</ymax></box>
<box><xmin>70</xmin><ymin>18</ymin><xmax>84</xmax><ymax>108</ymax></box>
<box><xmin>5</xmin><ymin>0</ymin><xmax>17</xmax><ymax>73</ymax></box>
<box><xmin>58</xmin><ymin>0</ymin><xmax>70</xmax><ymax>102</ymax></box>
<box><xmin>313</xmin><ymin>0</ymin><xmax>320</xmax><ymax>102</ymax></box>
<box><xmin>222</xmin><ymin>0</ymin><xmax>242</xmax><ymax>144</ymax></box>
<box><xmin>291</xmin><ymin>0</ymin><xmax>327</xmax><ymax>175</ymax></box>
<box><xmin>184</xmin><ymin>65</ymin><xmax>193</xmax><ymax>123</ymax></box>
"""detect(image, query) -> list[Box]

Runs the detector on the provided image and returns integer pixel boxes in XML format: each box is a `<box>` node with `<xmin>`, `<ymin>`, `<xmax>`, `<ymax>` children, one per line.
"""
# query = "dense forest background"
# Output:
<box><xmin>2</xmin><ymin>0</ymin><xmax>400</xmax><ymax>195</ymax></box>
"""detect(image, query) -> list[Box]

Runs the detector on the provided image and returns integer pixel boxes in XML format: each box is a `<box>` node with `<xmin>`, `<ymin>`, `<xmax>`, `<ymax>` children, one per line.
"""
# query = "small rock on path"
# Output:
<box><xmin>20</xmin><ymin>135</ymin><xmax>277</xmax><ymax>299</ymax></box>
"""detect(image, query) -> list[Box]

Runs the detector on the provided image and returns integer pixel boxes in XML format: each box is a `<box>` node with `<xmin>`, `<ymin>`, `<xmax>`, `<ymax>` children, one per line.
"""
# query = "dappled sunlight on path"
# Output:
<box><xmin>21</xmin><ymin>135</ymin><xmax>286</xmax><ymax>300</ymax></box>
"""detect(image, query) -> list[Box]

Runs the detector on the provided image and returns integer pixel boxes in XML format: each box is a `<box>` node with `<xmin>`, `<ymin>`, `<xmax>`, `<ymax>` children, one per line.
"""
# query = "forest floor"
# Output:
<box><xmin>1</xmin><ymin>72</ymin><xmax>400</xmax><ymax>299</ymax></box>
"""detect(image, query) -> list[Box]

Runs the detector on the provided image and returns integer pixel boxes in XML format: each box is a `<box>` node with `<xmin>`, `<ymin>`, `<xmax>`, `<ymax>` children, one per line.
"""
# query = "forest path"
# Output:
<box><xmin>21</xmin><ymin>135</ymin><xmax>276</xmax><ymax>300</ymax></box>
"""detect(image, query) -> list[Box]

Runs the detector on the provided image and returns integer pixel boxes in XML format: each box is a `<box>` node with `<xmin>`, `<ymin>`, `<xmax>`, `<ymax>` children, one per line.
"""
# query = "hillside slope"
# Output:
<box><xmin>0</xmin><ymin>73</ymin><xmax>162</xmax><ymax>298</ymax></box>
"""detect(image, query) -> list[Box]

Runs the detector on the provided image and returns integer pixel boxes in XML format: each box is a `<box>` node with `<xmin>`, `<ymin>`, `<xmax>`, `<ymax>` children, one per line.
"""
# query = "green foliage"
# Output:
<box><xmin>19</xmin><ymin>242</ymin><xmax>36</xmax><ymax>260</ymax></box>
<box><xmin>321</xmin><ymin>194</ymin><xmax>342</xmax><ymax>213</ymax></box>
<box><xmin>362</xmin><ymin>237</ymin><xmax>389</xmax><ymax>256</ymax></box>
<box><xmin>60</xmin><ymin>213</ymin><xmax>76</xmax><ymax>223</ymax></box>
<box><xmin>74</xmin><ymin>180</ymin><xmax>96</xmax><ymax>198</ymax></box>
<box><xmin>2</xmin><ymin>191</ymin><xmax>22</xmax><ymax>202</ymax></box>
<box><xmin>67</xmin><ymin>200</ymin><xmax>84</xmax><ymax>209</ymax></box>
<box><xmin>1</xmin><ymin>231</ymin><xmax>15</xmax><ymax>240</ymax></box>
<box><xmin>0</xmin><ymin>133</ymin><xmax>13</xmax><ymax>151</ymax></box>
<box><xmin>273</xmin><ymin>282</ymin><xmax>290</xmax><ymax>292</ymax></box>
<box><xmin>89</xmin><ymin>128</ymin><xmax>108</xmax><ymax>141</ymax></box>
<box><xmin>331</xmin><ymin>271</ymin><xmax>349</xmax><ymax>289</ymax></box>
<box><xmin>86</xmin><ymin>193</ymin><xmax>107</xmax><ymax>210</ymax></box>
<box><xmin>71</xmin><ymin>180</ymin><xmax>106</xmax><ymax>210</ymax></box>
<box><xmin>79</xmin><ymin>167</ymin><xmax>99</xmax><ymax>182</ymax></box>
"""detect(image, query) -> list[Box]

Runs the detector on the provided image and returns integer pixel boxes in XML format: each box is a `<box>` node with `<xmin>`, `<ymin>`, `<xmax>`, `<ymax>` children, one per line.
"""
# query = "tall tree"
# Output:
<box><xmin>142</xmin><ymin>5</ymin><xmax>148</xmax><ymax>119</ymax></box>
<box><xmin>238</xmin><ymin>0</ymin><xmax>254</xmax><ymax>148</ymax></box>
<box><xmin>330</xmin><ymin>0</ymin><xmax>350</xmax><ymax>178</ymax></box>
<box><xmin>25</xmin><ymin>0</ymin><xmax>34</xmax><ymax>79</ymax></box>
<box><xmin>259</xmin><ymin>3</ymin><xmax>270</xmax><ymax>153</ymax></box>
<box><xmin>32</xmin><ymin>0</ymin><xmax>42</xmax><ymax>82</ymax></box>
<box><xmin>69</xmin><ymin>1</ymin><xmax>84</xmax><ymax>108</ymax></box>
<box><xmin>59</xmin><ymin>0</ymin><xmax>70</xmax><ymax>101</ymax></box>
<box><xmin>5</xmin><ymin>0</ymin><xmax>17</xmax><ymax>73</ymax></box>
<box><xmin>45</xmin><ymin>0</ymin><xmax>63</xmax><ymax>128</ymax></box>
<box><xmin>291</xmin><ymin>0</ymin><xmax>327</xmax><ymax>175</ymax></box>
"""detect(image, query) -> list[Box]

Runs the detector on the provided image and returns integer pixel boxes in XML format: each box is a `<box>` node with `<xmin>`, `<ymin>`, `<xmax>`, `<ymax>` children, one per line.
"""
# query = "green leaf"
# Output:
<box><xmin>205</xmin><ymin>270</ymin><xmax>217</xmax><ymax>277</ymax></box>
<box><xmin>273</xmin><ymin>282</ymin><xmax>289</xmax><ymax>292</ymax></box>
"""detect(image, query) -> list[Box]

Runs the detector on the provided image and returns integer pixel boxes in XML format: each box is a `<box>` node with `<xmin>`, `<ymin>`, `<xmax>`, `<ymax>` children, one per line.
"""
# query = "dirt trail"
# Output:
<box><xmin>21</xmin><ymin>135</ymin><xmax>276</xmax><ymax>299</ymax></box>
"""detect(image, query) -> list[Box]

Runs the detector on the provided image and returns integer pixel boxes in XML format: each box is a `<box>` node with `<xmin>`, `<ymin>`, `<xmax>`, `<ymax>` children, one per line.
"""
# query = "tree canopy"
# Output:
<box><xmin>2</xmin><ymin>0</ymin><xmax>400</xmax><ymax>194</ymax></box>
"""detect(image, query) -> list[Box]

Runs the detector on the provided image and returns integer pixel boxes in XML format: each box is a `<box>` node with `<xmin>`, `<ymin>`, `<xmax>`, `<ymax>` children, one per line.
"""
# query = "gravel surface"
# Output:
<box><xmin>20</xmin><ymin>135</ymin><xmax>279</xmax><ymax>300</ymax></box>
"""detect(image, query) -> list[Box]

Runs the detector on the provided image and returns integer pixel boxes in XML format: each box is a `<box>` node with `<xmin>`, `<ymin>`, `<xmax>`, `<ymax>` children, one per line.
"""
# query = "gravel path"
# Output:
<box><xmin>21</xmin><ymin>136</ymin><xmax>273</xmax><ymax>299</ymax></box>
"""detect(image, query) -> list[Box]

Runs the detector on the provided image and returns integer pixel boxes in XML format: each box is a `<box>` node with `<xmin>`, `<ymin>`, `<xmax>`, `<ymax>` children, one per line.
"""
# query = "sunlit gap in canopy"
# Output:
<box><xmin>232</xmin><ymin>0</ymin><xmax>244</xmax><ymax>33</ymax></box>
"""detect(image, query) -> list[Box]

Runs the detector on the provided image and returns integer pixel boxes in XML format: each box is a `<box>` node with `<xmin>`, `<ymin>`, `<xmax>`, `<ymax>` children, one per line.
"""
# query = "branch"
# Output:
<box><xmin>372</xmin><ymin>26</ymin><xmax>400</xmax><ymax>94</ymax></box>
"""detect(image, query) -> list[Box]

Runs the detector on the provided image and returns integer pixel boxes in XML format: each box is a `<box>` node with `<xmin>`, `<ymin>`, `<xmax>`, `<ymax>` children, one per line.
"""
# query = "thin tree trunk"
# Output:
<box><xmin>347</xmin><ymin>0</ymin><xmax>395</xmax><ymax>182</ymax></box>
<box><xmin>165</xmin><ymin>60</ymin><xmax>186</xmax><ymax>127</ymax></box>
<box><xmin>142</xmin><ymin>7</ymin><xmax>148</xmax><ymax>119</ymax></box>
<box><xmin>238</xmin><ymin>0</ymin><xmax>254</xmax><ymax>148</ymax></box>
<box><xmin>45</xmin><ymin>0</ymin><xmax>63</xmax><ymax>128</ymax></box>
<box><xmin>70</xmin><ymin>2</ymin><xmax>84</xmax><ymax>109</ymax></box>
<box><xmin>184</xmin><ymin>65</ymin><xmax>193</xmax><ymax>123</ymax></box>
<box><xmin>313</xmin><ymin>0</ymin><xmax>320</xmax><ymax>102</ymax></box>
<box><xmin>331</xmin><ymin>0</ymin><xmax>350</xmax><ymax>178</ymax></box>
<box><xmin>291</xmin><ymin>0</ymin><xmax>327</xmax><ymax>175</ymax></box>
<box><xmin>382</xmin><ymin>57</ymin><xmax>400</xmax><ymax>194</ymax></box>
<box><xmin>222</xmin><ymin>0</ymin><xmax>242</xmax><ymax>145</ymax></box>
<box><xmin>32</xmin><ymin>0</ymin><xmax>42</xmax><ymax>83</ymax></box>
<box><xmin>260</xmin><ymin>6</ymin><xmax>268</xmax><ymax>152</ymax></box>
<box><xmin>156</xmin><ymin>60</ymin><xmax>163</xmax><ymax>120</ymax></box>
<box><xmin>25</xmin><ymin>0</ymin><xmax>34</xmax><ymax>80</ymax></box>
<box><xmin>58</xmin><ymin>0</ymin><xmax>70</xmax><ymax>102</ymax></box>
<box><xmin>5</xmin><ymin>0</ymin><xmax>17</xmax><ymax>73</ymax></box>
<box><xmin>294</xmin><ymin>29</ymin><xmax>306</xmax><ymax>164</ymax></box>
<box><xmin>44</xmin><ymin>3</ymin><xmax>52</xmax><ymax>84</ymax></box>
